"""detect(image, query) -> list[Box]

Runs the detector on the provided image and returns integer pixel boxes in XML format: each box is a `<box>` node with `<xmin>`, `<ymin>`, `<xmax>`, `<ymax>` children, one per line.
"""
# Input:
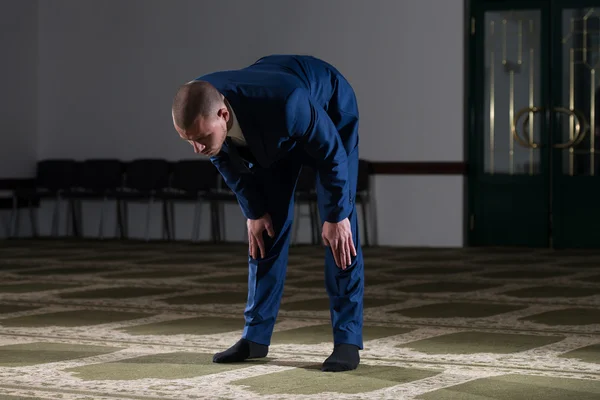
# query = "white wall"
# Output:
<box><xmin>13</xmin><ymin>0</ymin><xmax>465</xmax><ymax>247</ymax></box>
<box><xmin>0</xmin><ymin>0</ymin><xmax>38</xmax><ymax>177</ymax></box>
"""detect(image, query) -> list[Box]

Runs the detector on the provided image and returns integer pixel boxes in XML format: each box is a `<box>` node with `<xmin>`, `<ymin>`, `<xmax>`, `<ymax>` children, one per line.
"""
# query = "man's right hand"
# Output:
<box><xmin>322</xmin><ymin>217</ymin><xmax>356</xmax><ymax>269</ymax></box>
<box><xmin>247</xmin><ymin>213</ymin><xmax>275</xmax><ymax>259</ymax></box>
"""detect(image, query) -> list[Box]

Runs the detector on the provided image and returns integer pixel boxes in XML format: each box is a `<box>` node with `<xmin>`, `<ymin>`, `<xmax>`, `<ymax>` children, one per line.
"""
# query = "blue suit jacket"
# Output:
<box><xmin>196</xmin><ymin>55</ymin><xmax>356</xmax><ymax>223</ymax></box>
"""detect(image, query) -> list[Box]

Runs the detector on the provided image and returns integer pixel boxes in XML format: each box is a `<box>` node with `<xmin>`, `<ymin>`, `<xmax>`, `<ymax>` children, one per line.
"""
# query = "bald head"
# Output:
<box><xmin>171</xmin><ymin>80</ymin><xmax>230</xmax><ymax>157</ymax></box>
<box><xmin>171</xmin><ymin>80</ymin><xmax>224</xmax><ymax>130</ymax></box>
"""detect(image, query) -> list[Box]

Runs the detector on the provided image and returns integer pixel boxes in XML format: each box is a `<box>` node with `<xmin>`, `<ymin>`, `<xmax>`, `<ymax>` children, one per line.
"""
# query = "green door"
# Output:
<box><xmin>469</xmin><ymin>0</ymin><xmax>600</xmax><ymax>248</ymax></box>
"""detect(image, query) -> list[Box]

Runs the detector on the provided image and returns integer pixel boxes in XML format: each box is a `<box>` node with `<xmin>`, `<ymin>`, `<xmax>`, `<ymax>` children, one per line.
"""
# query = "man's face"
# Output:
<box><xmin>174</xmin><ymin>108</ymin><xmax>228</xmax><ymax>157</ymax></box>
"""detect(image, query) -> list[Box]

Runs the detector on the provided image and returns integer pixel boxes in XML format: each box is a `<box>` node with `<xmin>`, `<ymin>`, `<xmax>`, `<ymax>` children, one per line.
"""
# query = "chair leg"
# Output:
<box><xmin>120</xmin><ymin>201</ymin><xmax>129</xmax><ymax>239</ymax></box>
<box><xmin>205</xmin><ymin>201</ymin><xmax>212</xmax><ymax>242</ymax></box>
<box><xmin>69</xmin><ymin>199</ymin><xmax>80</xmax><ymax>237</ymax></box>
<box><xmin>65</xmin><ymin>198</ymin><xmax>76</xmax><ymax>237</ymax></box>
<box><xmin>67</xmin><ymin>199</ymin><xmax>74</xmax><ymax>237</ymax></box>
<box><xmin>219</xmin><ymin>202</ymin><xmax>226</xmax><ymax>242</ymax></box>
<box><xmin>145</xmin><ymin>197</ymin><xmax>153</xmax><ymax>242</ymax></box>
<box><xmin>169</xmin><ymin>200</ymin><xmax>176</xmax><ymax>241</ymax></box>
<box><xmin>57</xmin><ymin>194</ymin><xmax>63</xmax><ymax>237</ymax></box>
<box><xmin>66</xmin><ymin>198</ymin><xmax>81</xmax><ymax>238</ymax></box>
<box><xmin>310</xmin><ymin>200</ymin><xmax>320</xmax><ymax>245</ymax></box>
<box><xmin>196</xmin><ymin>200</ymin><xmax>203</xmax><ymax>242</ymax></box>
<box><xmin>2</xmin><ymin>210</ymin><xmax>8</xmax><ymax>238</ymax></box>
<box><xmin>361</xmin><ymin>199</ymin><xmax>369</xmax><ymax>247</ymax></box>
<box><xmin>292</xmin><ymin>201</ymin><xmax>300</xmax><ymax>244</ymax></box>
<box><xmin>78</xmin><ymin>199</ymin><xmax>84</xmax><ymax>237</ymax></box>
<box><xmin>123</xmin><ymin>199</ymin><xmax>129</xmax><ymax>239</ymax></box>
<box><xmin>51</xmin><ymin>198</ymin><xmax>59</xmax><ymax>237</ymax></box>
<box><xmin>161</xmin><ymin>200</ymin><xmax>170</xmax><ymax>240</ymax></box>
<box><xmin>73</xmin><ymin>199</ymin><xmax>80</xmax><ymax>237</ymax></box>
<box><xmin>10</xmin><ymin>195</ymin><xmax>18</xmax><ymax>238</ymax></box>
<box><xmin>160</xmin><ymin>201</ymin><xmax>166</xmax><ymax>240</ymax></box>
<box><xmin>306</xmin><ymin>202</ymin><xmax>315</xmax><ymax>245</ymax></box>
<box><xmin>28</xmin><ymin>200</ymin><xmax>38</xmax><ymax>238</ymax></box>
<box><xmin>65</xmin><ymin>200</ymin><xmax>71</xmax><ymax>237</ymax></box>
<box><xmin>214</xmin><ymin>202</ymin><xmax>221</xmax><ymax>243</ymax></box>
<box><xmin>98</xmin><ymin>197</ymin><xmax>107</xmax><ymax>239</ymax></box>
<box><xmin>210</xmin><ymin>201</ymin><xmax>220</xmax><ymax>243</ymax></box>
<box><xmin>190</xmin><ymin>200</ymin><xmax>199</xmax><ymax>242</ymax></box>
<box><xmin>115</xmin><ymin>199</ymin><xmax>123</xmax><ymax>239</ymax></box>
<box><xmin>191</xmin><ymin>201</ymin><xmax>198</xmax><ymax>241</ymax></box>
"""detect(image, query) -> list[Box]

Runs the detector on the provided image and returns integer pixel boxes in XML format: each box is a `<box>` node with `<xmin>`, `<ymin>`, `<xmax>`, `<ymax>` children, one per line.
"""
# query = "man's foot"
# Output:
<box><xmin>212</xmin><ymin>339</ymin><xmax>268</xmax><ymax>363</ymax></box>
<box><xmin>321</xmin><ymin>343</ymin><xmax>360</xmax><ymax>372</ymax></box>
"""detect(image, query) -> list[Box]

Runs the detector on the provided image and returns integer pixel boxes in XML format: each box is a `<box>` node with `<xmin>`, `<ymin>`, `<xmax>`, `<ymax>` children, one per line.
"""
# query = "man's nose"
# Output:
<box><xmin>192</xmin><ymin>142</ymin><xmax>204</xmax><ymax>153</ymax></box>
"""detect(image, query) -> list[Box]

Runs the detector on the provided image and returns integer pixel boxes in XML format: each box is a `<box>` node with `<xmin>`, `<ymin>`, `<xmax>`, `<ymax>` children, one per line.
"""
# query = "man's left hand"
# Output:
<box><xmin>322</xmin><ymin>218</ymin><xmax>356</xmax><ymax>269</ymax></box>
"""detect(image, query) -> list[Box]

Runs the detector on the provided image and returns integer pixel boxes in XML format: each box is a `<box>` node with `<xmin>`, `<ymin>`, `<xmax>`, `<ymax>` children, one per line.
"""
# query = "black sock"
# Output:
<box><xmin>321</xmin><ymin>343</ymin><xmax>360</xmax><ymax>372</ymax></box>
<box><xmin>212</xmin><ymin>339</ymin><xmax>268</xmax><ymax>363</ymax></box>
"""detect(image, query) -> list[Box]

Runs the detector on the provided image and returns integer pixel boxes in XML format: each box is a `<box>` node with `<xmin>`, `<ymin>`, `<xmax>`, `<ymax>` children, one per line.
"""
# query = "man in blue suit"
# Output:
<box><xmin>171</xmin><ymin>55</ymin><xmax>364</xmax><ymax>372</ymax></box>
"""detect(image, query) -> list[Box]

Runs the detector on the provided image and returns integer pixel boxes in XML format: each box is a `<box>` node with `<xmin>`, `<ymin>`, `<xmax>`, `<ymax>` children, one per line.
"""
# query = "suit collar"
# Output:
<box><xmin>223</xmin><ymin>90</ymin><xmax>272</xmax><ymax>168</ymax></box>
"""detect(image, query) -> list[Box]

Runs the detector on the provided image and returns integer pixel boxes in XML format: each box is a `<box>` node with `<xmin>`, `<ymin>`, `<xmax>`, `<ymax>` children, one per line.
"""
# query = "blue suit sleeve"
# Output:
<box><xmin>285</xmin><ymin>88</ymin><xmax>351</xmax><ymax>223</ymax></box>
<box><xmin>209</xmin><ymin>153</ymin><xmax>267</xmax><ymax>220</ymax></box>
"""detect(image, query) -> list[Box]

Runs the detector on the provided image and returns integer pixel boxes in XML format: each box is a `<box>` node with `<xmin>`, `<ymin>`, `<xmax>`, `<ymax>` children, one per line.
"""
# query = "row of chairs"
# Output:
<box><xmin>8</xmin><ymin>158</ymin><xmax>373</xmax><ymax>245</ymax></box>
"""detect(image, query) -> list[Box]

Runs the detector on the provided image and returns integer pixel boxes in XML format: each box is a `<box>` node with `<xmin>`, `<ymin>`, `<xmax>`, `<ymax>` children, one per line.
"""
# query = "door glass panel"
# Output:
<box><xmin>484</xmin><ymin>10</ymin><xmax>542</xmax><ymax>175</ymax></box>
<box><xmin>561</xmin><ymin>8</ymin><xmax>600</xmax><ymax>176</ymax></box>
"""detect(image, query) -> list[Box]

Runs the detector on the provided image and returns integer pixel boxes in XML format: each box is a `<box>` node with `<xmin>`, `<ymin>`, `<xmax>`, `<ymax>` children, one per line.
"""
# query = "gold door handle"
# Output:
<box><xmin>512</xmin><ymin>106</ymin><xmax>542</xmax><ymax>149</ymax></box>
<box><xmin>513</xmin><ymin>106</ymin><xmax>588</xmax><ymax>149</ymax></box>
<box><xmin>552</xmin><ymin>107</ymin><xmax>588</xmax><ymax>149</ymax></box>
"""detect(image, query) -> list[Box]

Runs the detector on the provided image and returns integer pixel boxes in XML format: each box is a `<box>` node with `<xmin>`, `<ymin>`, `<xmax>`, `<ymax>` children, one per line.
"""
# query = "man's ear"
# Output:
<box><xmin>218</xmin><ymin>106</ymin><xmax>230</xmax><ymax>122</ymax></box>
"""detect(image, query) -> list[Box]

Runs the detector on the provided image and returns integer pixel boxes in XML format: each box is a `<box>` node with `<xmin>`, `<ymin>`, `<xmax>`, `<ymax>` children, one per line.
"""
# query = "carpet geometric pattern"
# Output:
<box><xmin>0</xmin><ymin>239</ymin><xmax>599</xmax><ymax>399</ymax></box>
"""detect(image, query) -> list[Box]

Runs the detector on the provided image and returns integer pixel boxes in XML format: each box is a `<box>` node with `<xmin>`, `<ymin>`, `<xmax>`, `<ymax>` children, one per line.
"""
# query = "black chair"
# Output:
<box><xmin>158</xmin><ymin>159</ymin><xmax>220</xmax><ymax>242</ymax></box>
<box><xmin>356</xmin><ymin>159</ymin><xmax>374</xmax><ymax>246</ymax></box>
<box><xmin>0</xmin><ymin>196</ymin><xmax>13</xmax><ymax>237</ymax></box>
<box><xmin>66</xmin><ymin>159</ymin><xmax>126</xmax><ymax>239</ymax></box>
<box><xmin>10</xmin><ymin>159</ymin><xmax>78</xmax><ymax>237</ymax></box>
<box><xmin>1</xmin><ymin>180</ymin><xmax>37</xmax><ymax>237</ymax></box>
<box><xmin>293</xmin><ymin>166</ymin><xmax>320</xmax><ymax>245</ymax></box>
<box><xmin>117</xmin><ymin>159</ymin><xmax>171</xmax><ymax>241</ymax></box>
<box><xmin>202</xmin><ymin>175</ymin><xmax>245</xmax><ymax>242</ymax></box>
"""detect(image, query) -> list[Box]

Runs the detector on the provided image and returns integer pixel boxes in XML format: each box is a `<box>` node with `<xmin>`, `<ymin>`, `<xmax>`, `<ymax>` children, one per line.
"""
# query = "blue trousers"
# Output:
<box><xmin>240</xmin><ymin>147</ymin><xmax>364</xmax><ymax>349</ymax></box>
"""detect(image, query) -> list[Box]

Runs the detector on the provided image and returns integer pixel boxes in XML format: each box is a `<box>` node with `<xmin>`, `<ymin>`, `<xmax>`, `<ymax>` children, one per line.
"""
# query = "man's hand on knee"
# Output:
<box><xmin>322</xmin><ymin>218</ymin><xmax>356</xmax><ymax>269</ymax></box>
<box><xmin>247</xmin><ymin>213</ymin><xmax>275</xmax><ymax>259</ymax></box>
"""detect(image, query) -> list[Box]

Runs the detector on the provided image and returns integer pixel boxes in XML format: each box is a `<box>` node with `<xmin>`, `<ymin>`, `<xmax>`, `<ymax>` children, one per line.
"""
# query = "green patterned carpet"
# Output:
<box><xmin>0</xmin><ymin>239</ymin><xmax>599</xmax><ymax>399</ymax></box>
